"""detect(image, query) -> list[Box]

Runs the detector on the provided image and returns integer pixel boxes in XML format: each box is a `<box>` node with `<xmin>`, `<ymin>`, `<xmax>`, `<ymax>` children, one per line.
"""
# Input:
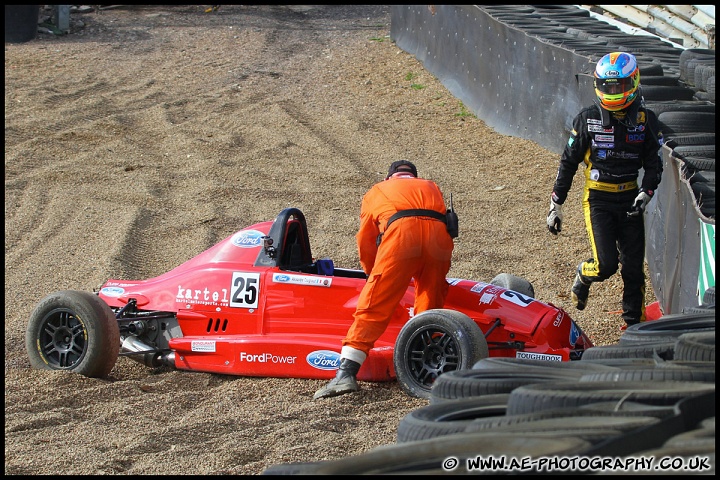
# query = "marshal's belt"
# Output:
<box><xmin>586</xmin><ymin>179</ymin><xmax>638</xmax><ymax>192</ymax></box>
<box><xmin>376</xmin><ymin>209</ymin><xmax>447</xmax><ymax>246</ymax></box>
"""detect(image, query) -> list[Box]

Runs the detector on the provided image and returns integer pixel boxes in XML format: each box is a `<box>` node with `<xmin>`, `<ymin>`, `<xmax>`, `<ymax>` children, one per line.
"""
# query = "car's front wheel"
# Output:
<box><xmin>393</xmin><ymin>309</ymin><xmax>489</xmax><ymax>399</ymax></box>
<box><xmin>25</xmin><ymin>290</ymin><xmax>120</xmax><ymax>378</ymax></box>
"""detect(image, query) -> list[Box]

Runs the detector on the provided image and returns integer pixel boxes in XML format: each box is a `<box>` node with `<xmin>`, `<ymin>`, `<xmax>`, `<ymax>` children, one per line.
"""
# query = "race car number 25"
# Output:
<box><xmin>230</xmin><ymin>272</ymin><xmax>260</xmax><ymax>308</ymax></box>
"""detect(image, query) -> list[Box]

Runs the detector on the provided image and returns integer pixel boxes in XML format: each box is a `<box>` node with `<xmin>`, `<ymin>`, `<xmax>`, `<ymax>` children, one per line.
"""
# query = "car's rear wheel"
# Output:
<box><xmin>25</xmin><ymin>290</ymin><xmax>120</xmax><ymax>378</ymax></box>
<box><xmin>393</xmin><ymin>309</ymin><xmax>489</xmax><ymax>399</ymax></box>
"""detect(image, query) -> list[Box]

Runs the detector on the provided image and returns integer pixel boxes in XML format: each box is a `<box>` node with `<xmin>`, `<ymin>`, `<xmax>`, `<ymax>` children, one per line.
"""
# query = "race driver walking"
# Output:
<box><xmin>546</xmin><ymin>52</ymin><xmax>664</xmax><ymax>330</ymax></box>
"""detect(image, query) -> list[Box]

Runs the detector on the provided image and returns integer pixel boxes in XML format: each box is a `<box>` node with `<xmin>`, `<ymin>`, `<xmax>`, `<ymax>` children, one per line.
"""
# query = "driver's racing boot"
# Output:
<box><xmin>313</xmin><ymin>359</ymin><xmax>361</xmax><ymax>400</ymax></box>
<box><xmin>571</xmin><ymin>264</ymin><xmax>591</xmax><ymax>310</ymax></box>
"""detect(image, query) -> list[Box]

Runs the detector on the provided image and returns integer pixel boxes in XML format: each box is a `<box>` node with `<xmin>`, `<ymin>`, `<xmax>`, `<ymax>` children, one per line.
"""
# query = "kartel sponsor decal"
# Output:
<box><xmin>306</xmin><ymin>350</ymin><xmax>341</xmax><ymax>370</ymax></box>
<box><xmin>231</xmin><ymin>229</ymin><xmax>265</xmax><ymax>248</ymax></box>
<box><xmin>176</xmin><ymin>284</ymin><xmax>230</xmax><ymax>306</ymax></box>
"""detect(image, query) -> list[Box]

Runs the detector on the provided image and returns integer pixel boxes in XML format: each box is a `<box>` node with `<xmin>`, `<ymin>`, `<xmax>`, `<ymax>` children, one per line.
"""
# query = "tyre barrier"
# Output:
<box><xmin>263</xmin><ymin>340</ymin><xmax>714</xmax><ymax>474</ymax></box>
<box><xmin>618</xmin><ymin>312</ymin><xmax>716</xmax><ymax>346</ymax></box>
<box><xmin>674</xmin><ymin>331</ymin><xmax>715</xmax><ymax>363</ymax></box>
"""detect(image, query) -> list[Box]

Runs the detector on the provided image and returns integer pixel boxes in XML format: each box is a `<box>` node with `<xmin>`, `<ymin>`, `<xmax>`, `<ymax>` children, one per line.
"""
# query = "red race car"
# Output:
<box><xmin>25</xmin><ymin>208</ymin><xmax>593</xmax><ymax>398</ymax></box>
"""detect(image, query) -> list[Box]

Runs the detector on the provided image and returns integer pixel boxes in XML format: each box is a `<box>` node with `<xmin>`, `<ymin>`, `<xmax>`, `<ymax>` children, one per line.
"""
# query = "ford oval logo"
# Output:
<box><xmin>231</xmin><ymin>229</ymin><xmax>265</xmax><ymax>248</ymax></box>
<box><xmin>306</xmin><ymin>350</ymin><xmax>341</xmax><ymax>370</ymax></box>
<box><xmin>569</xmin><ymin>322</ymin><xmax>581</xmax><ymax>344</ymax></box>
<box><xmin>100</xmin><ymin>287</ymin><xmax>124</xmax><ymax>297</ymax></box>
<box><xmin>275</xmin><ymin>274</ymin><xmax>290</xmax><ymax>282</ymax></box>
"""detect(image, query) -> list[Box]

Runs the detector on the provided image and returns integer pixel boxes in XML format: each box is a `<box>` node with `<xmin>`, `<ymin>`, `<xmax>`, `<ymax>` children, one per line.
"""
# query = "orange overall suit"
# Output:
<box><xmin>341</xmin><ymin>165</ymin><xmax>454</xmax><ymax>364</ymax></box>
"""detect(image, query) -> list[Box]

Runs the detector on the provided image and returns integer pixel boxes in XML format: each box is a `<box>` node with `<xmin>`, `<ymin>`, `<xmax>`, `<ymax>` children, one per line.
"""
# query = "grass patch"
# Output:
<box><xmin>455</xmin><ymin>102</ymin><xmax>476</xmax><ymax>118</ymax></box>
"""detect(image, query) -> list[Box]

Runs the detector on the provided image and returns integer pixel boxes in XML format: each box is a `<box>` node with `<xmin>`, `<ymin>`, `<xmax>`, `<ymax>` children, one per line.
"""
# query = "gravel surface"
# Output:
<box><xmin>5</xmin><ymin>5</ymin><xmax>656</xmax><ymax>475</ymax></box>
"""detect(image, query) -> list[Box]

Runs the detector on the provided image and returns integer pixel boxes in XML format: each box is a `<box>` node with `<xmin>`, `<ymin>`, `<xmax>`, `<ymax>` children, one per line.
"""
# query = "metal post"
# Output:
<box><xmin>53</xmin><ymin>5</ymin><xmax>70</xmax><ymax>33</ymax></box>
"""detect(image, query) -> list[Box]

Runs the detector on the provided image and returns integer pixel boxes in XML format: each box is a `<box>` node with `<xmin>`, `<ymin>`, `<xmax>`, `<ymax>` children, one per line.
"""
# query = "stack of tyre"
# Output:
<box><xmin>658</xmin><ymin>49</ymin><xmax>716</xmax><ymax>220</ymax></box>
<box><xmin>263</xmin><ymin>290</ymin><xmax>714</xmax><ymax>474</ymax></box>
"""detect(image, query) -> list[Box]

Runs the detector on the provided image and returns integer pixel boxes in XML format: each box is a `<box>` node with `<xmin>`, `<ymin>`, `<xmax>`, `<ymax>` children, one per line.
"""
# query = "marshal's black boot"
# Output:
<box><xmin>313</xmin><ymin>359</ymin><xmax>361</xmax><ymax>400</ymax></box>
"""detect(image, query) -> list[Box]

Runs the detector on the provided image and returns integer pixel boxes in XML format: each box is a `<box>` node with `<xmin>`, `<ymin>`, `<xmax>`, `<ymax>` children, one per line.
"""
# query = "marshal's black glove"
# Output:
<box><xmin>627</xmin><ymin>190</ymin><xmax>653</xmax><ymax>217</ymax></box>
<box><xmin>546</xmin><ymin>196</ymin><xmax>563</xmax><ymax>235</ymax></box>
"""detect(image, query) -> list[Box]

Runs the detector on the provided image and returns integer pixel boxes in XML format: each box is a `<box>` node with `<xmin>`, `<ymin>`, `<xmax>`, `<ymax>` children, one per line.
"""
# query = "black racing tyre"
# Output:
<box><xmin>659</xmin><ymin>111</ymin><xmax>716</xmax><ymax>134</ymax></box>
<box><xmin>618</xmin><ymin>312</ymin><xmax>716</xmax><ymax>345</ymax></box>
<box><xmin>672</xmin><ymin>144</ymin><xmax>715</xmax><ymax>160</ymax></box>
<box><xmin>25</xmin><ymin>290</ymin><xmax>120</xmax><ymax>378</ymax></box>
<box><xmin>394</xmin><ymin>309</ymin><xmax>489</xmax><ymax>399</ymax></box>
<box><xmin>641</xmin><ymin>85</ymin><xmax>696</xmax><ymax>101</ymax></box>
<box><xmin>641</xmin><ymin>75</ymin><xmax>680</xmax><ymax>86</ymax></box>
<box><xmin>578</xmin><ymin>365</ymin><xmax>715</xmax><ymax>383</ymax></box>
<box><xmin>702</xmin><ymin>286</ymin><xmax>715</xmax><ymax>306</ymax></box>
<box><xmin>430</xmin><ymin>368</ymin><xmax>572</xmax><ymax>403</ymax></box>
<box><xmin>471</xmin><ymin>356</ymin><xmax>619</xmax><ymax>374</ymax></box>
<box><xmin>577</xmin><ymin>401</ymin><xmax>677</xmax><ymax>419</ymax></box>
<box><xmin>637</xmin><ymin>63</ymin><xmax>665</xmax><ymax>77</ymax></box>
<box><xmin>309</xmin><ymin>433</ymin><xmax>592</xmax><ymax>474</ymax></box>
<box><xmin>464</xmin><ymin>414</ymin><xmax>658</xmax><ymax>437</ymax></box>
<box><xmin>700</xmin><ymin>417</ymin><xmax>714</xmax><ymax>430</ymax></box>
<box><xmin>663</xmin><ymin>427</ymin><xmax>715</xmax><ymax>449</ymax></box>
<box><xmin>687</xmin><ymin>170</ymin><xmax>715</xmax><ymax>185</ymax></box>
<box><xmin>684</xmin><ymin>58</ymin><xmax>716</xmax><ymax>87</ymax></box>
<box><xmin>707</xmin><ymin>76</ymin><xmax>715</xmax><ymax>101</ymax></box>
<box><xmin>665</xmin><ymin>132</ymin><xmax>716</xmax><ymax>148</ymax></box>
<box><xmin>683</xmin><ymin>305</ymin><xmax>716</xmax><ymax>315</ymax></box>
<box><xmin>679</xmin><ymin>48</ymin><xmax>715</xmax><ymax>83</ymax></box>
<box><xmin>647</xmin><ymin>101</ymin><xmax>716</xmax><ymax>116</ymax></box>
<box><xmin>681</xmin><ymin>156</ymin><xmax>716</xmax><ymax>172</ymax></box>
<box><xmin>674</xmin><ymin>331</ymin><xmax>715</xmax><ymax>363</ymax></box>
<box><xmin>695</xmin><ymin>64</ymin><xmax>715</xmax><ymax>91</ymax></box>
<box><xmin>506</xmin><ymin>380</ymin><xmax>716</xmax><ymax>416</ymax></box>
<box><xmin>691</xmin><ymin>181</ymin><xmax>716</xmax><ymax>211</ymax></box>
<box><xmin>396</xmin><ymin>394</ymin><xmax>510</xmax><ymax>442</ymax></box>
<box><xmin>489</xmin><ymin>272</ymin><xmax>535</xmax><ymax>298</ymax></box>
<box><xmin>694</xmin><ymin>90</ymin><xmax>715</xmax><ymax>102</ymax></box>
<box><xmin>578</xmin><ymin>356</ymin><xmax>656</xmax><ymax>367</ymax></box>
<box><xmin>580</xmin><ymin>342</ymin><xmax>676</xmax><ymax>361</ymax></box>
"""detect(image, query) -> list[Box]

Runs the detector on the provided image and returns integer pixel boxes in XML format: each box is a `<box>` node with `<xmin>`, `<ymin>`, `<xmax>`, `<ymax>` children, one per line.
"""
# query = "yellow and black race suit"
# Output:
<box><xmin>552</xmin><ymin>101</ymin><xmax>664</xmax><ymax>324</ymax></box>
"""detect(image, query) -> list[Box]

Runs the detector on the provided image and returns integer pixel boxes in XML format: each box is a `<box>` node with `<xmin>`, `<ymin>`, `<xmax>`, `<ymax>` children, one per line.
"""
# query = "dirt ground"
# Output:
<box><xmin>5</xmin><ymin>5</ymin><xmax>656</xmax><ymax>475</ymax></box>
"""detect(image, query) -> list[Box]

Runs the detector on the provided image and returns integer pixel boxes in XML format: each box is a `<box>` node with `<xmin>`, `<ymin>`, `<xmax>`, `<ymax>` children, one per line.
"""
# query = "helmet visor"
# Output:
<box><xmin>596</xmin><ymin>77</ymin><xmax>635</xmax><ymax>95</ymax></box>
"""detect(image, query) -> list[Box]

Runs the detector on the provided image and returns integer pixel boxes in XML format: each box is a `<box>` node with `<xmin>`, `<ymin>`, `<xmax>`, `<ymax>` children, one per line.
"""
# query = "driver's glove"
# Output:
<box><xmin>627</xmin><ymin>190</ymin><xmax>653</xmax><ymax>217</ymax></box>
<box><xmin>546</xmin><ymin>195</ymin><xmax>563</xmax><ymax>235</ymax></box>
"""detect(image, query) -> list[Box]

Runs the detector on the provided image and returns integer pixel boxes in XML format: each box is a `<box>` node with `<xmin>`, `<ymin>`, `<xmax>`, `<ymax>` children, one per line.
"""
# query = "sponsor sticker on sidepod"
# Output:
<box><xmin>100</xmin><ymin>286</ymin><xmax>125</xmax><ymax>297</ymax></box>
<box><xmin>306</xmin><ymin>350</ymin><xmax>341</xmax><ymax>370</ymax></box>
<box><xmin>231</xmin><ymin>229</ymin><xmax>265</xmax><ymax>248</ymax></box>
<box><xmin>516</xmin><ymin>352</ymin><xmax>562</xmax><ymax>362</ymax></box>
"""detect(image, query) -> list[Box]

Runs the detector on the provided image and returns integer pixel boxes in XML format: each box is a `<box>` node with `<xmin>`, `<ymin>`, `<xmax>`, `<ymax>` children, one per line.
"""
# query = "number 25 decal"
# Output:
<box><xmin>501</xmin><ymin>290</ymin><xmax>534</xmax><ymax>307</ymax></box>
<box><xmin>231</xmin><ymin>272</ymin><xmax>260</xmax><ymax>308</ymax></box>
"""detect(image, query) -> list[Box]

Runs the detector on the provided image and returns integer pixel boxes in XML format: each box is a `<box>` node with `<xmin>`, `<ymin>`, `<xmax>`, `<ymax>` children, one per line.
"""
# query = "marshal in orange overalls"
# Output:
<box><xmin>340</xmin><ymin>168</ymin><xmax>454</xmax><ymax>364</ymax></box>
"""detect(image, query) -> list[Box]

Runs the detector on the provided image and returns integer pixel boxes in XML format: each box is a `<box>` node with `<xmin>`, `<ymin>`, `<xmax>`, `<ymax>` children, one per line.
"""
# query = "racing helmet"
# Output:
<box><xmin>593</xmin><ymin>52</ymin><xmax>640</xmax><ymax>112</ymax></box>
